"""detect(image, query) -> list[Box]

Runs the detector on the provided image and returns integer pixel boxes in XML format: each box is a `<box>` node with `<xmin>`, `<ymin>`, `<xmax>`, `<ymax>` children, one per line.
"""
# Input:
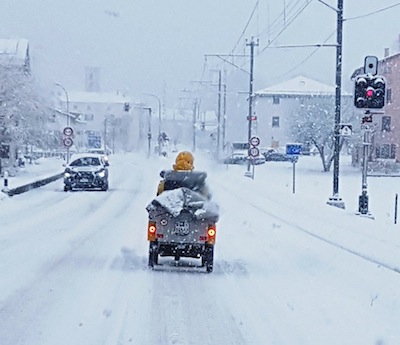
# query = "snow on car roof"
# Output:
<box><xmin>69</xmin><ymin>153</ymin><xmax>105</xmax><ymax>161</ymax></box>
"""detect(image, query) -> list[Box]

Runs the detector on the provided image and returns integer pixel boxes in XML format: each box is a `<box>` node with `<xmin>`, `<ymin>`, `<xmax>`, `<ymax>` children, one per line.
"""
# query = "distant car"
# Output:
<box><xmin>222</xmin><ymin>152</ymin><xmax>266</xmax><ymax>165</ymax></box>
<box><xmin>87</xmin><ymin>148</ymin><xmax>110</xmax><ymax>164</ymax></box>
<box><xmin>63</xmin><ymin>153</ymin><xmax>109</xmax><ymax>191</ymax></box>
<box><xmin>222</xmin><ymin>152</ymin><xmax>247</xmax><ymax>165</ymax></box>
<box><xmin>262</xmin><ymin>150</ymin><xmax>298</xmax><ymax>163</ymax></box>
<box><xmin>301</xmin><ymin>146</ymin><xmax>318</xmax><ymax>156</ymax></box>
<box><xmin>248</xmin><ymin>155</ymin><xmax>266</xmax><ymax>165</ymax></box>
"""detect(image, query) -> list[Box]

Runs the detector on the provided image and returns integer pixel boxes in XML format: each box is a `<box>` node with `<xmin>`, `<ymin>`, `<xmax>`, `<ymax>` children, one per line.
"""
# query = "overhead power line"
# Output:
<box><xmin>276</xmin><ymin>29</ymin><xmax>337</xmax><ymax>79</ymax></box>
<box><xmin>259</xmin><ymin>0</ymin><xmax>305</xmax><ymax>39</ymax></box>
<box><xmin>259</xmin><ymin>0</ymin><xmax>312</xmax><ymax>55</ymax></box>
<box><xmin>346</xmin><ymin>2</ymin><xmax>400</xmax><ymax>21</ymax></box>
<box><xmin>229</xmin><ymin>0</ymin><xmax>259</xmax><ymax>55</ymax></box>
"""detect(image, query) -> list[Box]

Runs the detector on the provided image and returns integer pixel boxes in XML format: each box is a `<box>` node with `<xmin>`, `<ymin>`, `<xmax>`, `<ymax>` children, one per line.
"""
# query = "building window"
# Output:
<box><xmin>387</xmin><ymin>88</ymin><xmax>392</xmax><ymax>103</ymax></box>
<box><xmin>376</xmin><ymin>144</ymin><xmax>396</xmax><ymax>159</ymax></box>
<box><xmin>272</xmin><ymin>116</ymin><xmax>280</xmax><ymax>127</ymax></box>
<box><xmin>382</xmin><ymin>116</ymin><xmax>391</xmax><ymax>132</ymax></box>
<box><xmin>85</xmin><ymin>113</ymin><xmax>94</xmax><ymax>121</ymax></box>
<box><xmin>383</xmin><ymin>66</ymin><xmax>392</xmax><ymax>74</ymax></box>
<box><xmin>273</xmin><ymin>96</ymin><xmax>280</xmax><ymax>105</ymax></box>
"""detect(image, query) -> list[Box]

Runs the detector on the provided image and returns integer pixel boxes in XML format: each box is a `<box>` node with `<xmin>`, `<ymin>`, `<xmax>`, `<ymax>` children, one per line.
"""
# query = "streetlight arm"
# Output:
<box><xmin>55</xmin><ymin>83</ymin><xmax>70</xmax><ymax>126</ymax></box>
<box><xmin>142</xmin><ymin>93</ymin><xmax>162</xmax><ymax>136</ymax></box>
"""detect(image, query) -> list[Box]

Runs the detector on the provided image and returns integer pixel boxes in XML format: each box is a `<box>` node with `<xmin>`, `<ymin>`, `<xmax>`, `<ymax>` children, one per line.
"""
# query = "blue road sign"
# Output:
<box><xmin>88</xmin><ymin>135</ymin><xmax>102</xmax><ymax>148</ymax></box>
<box><xmin>286</xmin><ymin>143</ymin><xmax>302</xmax><ymax>155</ymax></box>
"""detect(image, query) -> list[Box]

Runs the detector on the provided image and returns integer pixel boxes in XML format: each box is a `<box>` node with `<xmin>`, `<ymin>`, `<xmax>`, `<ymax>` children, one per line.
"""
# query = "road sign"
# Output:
<box><xmin>340</xmin><ymin>124</ymin><xmax>353</xmax><ymax>136</ymax></box>
<box><xmin>248</xmin><ymin>147</ymin><xmax>260</xmax><ymax>157</ymax></box>
<box><xmin>250</xmin><ymin>136</ymin><xmax>260</xmax><ymax>147</ymax></box>
<box><xmin>286</xmin><ymin>143</ymin><xmax>302</xmax><ymax>155</ymax></box>
<box><xmin>63</xmin><ymin>127</ymin><xmax>74</xmax><ymax>136</ymax></box>
<box><xmin>63</xmin><ymin>137</ymin><xmax>73</xmax><ymax>148</ymax></box>
<box><xmin>88</xmin><ymin>135</ymin><xmax>102</xmax><ymax>148</ymax></box>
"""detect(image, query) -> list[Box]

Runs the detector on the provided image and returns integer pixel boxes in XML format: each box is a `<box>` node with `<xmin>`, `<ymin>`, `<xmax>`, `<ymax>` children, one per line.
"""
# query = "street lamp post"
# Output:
<box><xmin>142</xmin><ymin>93</ymin><xmax>161</xmax><ymax>144</ymax></box>
<box><xmin>142</xmin><ymin>93</ymin><xmax>161</xmax><ymax>155</ymax></box>
<box><xmin>55</xmin><ymin>83</ymin><xmax>70</xmax><ymax>163</ymax></box>
<box><xmin>142</xmin><ymin>107</ymin><xmax>152</xmax><ymax>157</ymax></box>
<box><xmin>55</xmin><ymin>83</ymin><xmax>70</xmax><ymax>127</ymax></box>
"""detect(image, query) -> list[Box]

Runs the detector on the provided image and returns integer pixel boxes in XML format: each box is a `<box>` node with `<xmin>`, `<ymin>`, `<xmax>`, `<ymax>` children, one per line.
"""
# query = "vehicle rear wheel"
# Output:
<box><xmin>148</xmin><ymin>242</ymin><xmax>158</xmax><ymax>268</ymax></box>
<box><xmin>203</xmin><ymin>244</ymin><xmax>214</xmax><ymax>273</ymax></box>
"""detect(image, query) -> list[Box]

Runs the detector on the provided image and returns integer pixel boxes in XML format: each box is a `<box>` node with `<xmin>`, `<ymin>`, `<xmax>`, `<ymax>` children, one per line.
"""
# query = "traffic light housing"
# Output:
<box><xmin>124</xmin><ymin>102</ymin><xmax>130</xmax><ymax>112</ymax></box>
<box><xmin>354</xmin><ymin>75</ymin><xmax>386</xmax><ymax>109</ymax></box>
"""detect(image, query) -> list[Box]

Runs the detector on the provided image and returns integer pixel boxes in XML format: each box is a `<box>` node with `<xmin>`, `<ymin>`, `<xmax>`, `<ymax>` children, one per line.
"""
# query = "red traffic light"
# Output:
<box><xmin>354</xmin><ymin>74</ymin><xmax>386</xmax><ymax>109</ymax></box>
<box><xmin>366</xmin><ymin>88</ymin><xmax>374</xmax><ymax>98</ymax></box>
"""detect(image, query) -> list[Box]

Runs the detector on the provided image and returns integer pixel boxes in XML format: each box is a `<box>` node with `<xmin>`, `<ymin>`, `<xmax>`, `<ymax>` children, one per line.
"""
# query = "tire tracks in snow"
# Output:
<box><xmin>216</xmin><ymin>183</ymin><xmax>400</xmax><ymax>276</ymax></box>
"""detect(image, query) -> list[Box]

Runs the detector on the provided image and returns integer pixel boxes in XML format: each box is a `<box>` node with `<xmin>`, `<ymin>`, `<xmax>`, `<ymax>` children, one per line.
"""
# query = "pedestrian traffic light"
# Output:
<box><xmin>354</xmin><ymin>75</ymin><xmax>386</xmax><ymax>109</ymax></box>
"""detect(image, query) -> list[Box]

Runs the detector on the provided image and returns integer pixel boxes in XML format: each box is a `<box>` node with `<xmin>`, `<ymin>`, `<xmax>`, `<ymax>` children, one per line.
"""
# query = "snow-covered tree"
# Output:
<box><xmin>0</xmin><ymin>65</ymin><xmax>54</xmax><ymax>156</ymax></box>
<box><xmin>290</xmin><ymin>95</ymin><xmax>356</xmax><ymax>172</ymax></box>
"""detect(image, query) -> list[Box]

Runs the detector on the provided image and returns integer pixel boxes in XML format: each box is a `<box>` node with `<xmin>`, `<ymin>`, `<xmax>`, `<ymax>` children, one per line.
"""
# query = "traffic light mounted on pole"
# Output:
<box><xmin>354</xmin><ymin>74</ymin><xmax>386</xmax><ymax>109</ymax></box>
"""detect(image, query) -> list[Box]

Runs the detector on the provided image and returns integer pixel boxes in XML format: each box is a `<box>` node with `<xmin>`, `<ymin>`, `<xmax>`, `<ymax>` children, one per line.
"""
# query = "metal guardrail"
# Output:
<box><xmin>2</xmin><ymin>173</ymin><xmax>64</xmax><ymax>197</ymax></box>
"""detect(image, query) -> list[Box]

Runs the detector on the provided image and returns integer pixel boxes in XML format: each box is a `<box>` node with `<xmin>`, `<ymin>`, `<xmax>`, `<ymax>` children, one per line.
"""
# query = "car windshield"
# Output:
<box><xmin>69</xmin><ymin>157</ymin><xmax>101</xmax><ymax>167</ymax></box>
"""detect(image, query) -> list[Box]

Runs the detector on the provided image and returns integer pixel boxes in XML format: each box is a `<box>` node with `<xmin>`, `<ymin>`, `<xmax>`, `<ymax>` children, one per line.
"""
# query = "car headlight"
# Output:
<box><xmin>97</xmin><ymin>170</ymin><xmax>106</xmax><ymax>178</ymax></box>
<box><xmin>64</xmin><ymin>172</ymin><xmax>71</xmax><ymax>178</ymax></box>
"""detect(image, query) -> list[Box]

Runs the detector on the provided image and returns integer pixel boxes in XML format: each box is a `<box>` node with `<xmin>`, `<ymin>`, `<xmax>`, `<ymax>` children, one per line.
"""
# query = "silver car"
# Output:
<box><xmin>63</xmin><ymin>153</ymin><xmax>109</xmax><ymax>191</ymax></box>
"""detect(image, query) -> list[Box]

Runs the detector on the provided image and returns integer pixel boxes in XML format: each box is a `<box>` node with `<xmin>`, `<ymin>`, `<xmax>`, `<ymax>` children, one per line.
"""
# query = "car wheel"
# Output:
<box><xmin>203</xmin><ymin>244</ymin><xmax>214</xmax><ymax>273</ymax></box>
<box><xmin>64</xmin><ymin>185</ymin><xmax>70</xmax><ymax>192</ymax></box>
<box><xmin>101</xmin><ymin>182</ymin><xmax>109</xmax><ymax>191</ymax></box>
<box><xmin>148</xmin><ymin>242</ymin><xmax>158</xmax><ymax>268</ymax></box>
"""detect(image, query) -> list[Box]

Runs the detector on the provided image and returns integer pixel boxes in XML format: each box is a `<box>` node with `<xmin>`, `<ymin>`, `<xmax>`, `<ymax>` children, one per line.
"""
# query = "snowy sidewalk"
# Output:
<box><xmin>1</xmin><ymin>157</ymin><xmax>65</xmax><ymax>192</ymax></box>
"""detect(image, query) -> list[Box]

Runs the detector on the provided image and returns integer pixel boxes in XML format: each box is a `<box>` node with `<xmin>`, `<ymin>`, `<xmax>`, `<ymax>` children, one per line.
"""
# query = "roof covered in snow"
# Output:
<box><xmin>255</xmin><ymin>75</ymin><xmax>350</xmax><ymax>97</ymax></box>
<box><xmin>65</xmin><ymin>91</ymin><xmax>132</xmax><ymax>104</ymax></box>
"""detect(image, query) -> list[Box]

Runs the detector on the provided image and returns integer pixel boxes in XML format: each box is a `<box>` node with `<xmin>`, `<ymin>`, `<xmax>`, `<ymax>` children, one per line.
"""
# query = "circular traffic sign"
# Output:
<box><xmin>63</xmin><ymin>137</ymin><xmax>73</xmax><ymax>148</ymax></box>
<box><xmin>63</xmin><ymin>126</ymin><xmax>74</xmax><ymax>136</ymax></box>
<box><xmin>250</xmin><ymin>136</ymin><xmax>260</xmax><ymax>147</ymax></box>
<box><xmin>249</xmin><ymin>147</ymin><xmax>260</xmax><ymax>157</ymax></box>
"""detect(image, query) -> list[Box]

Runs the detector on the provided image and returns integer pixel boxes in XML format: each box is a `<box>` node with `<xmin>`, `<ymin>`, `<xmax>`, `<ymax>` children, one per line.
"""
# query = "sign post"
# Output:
<box><xmin>245</xmin><ymin>136</ymin><xmax>260</xmax><ymax>179</ymax></box>
<box><xmin>286</xmin><ymin>143</ymin><xmax>302</xmax><ymax>194</ymax></box>
<box><xmin>63</xmin><ymin>126</ymin><xmax>74</xmax><ymax>164</ymax></box>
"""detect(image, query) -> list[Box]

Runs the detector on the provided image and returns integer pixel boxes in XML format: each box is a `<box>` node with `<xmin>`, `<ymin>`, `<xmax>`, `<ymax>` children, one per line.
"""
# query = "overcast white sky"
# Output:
<box><xmin>1</xmin><ymin>0</ymin><xmax>400</xmax><ymax>105</ymax></box>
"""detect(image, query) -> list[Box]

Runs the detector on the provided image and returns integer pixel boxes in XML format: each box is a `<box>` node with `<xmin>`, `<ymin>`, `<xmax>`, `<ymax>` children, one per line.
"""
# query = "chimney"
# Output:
<box><xmin>384</xmin><ymin>48</ymin><xmax>390</xmax><ymax>57</ymax></box>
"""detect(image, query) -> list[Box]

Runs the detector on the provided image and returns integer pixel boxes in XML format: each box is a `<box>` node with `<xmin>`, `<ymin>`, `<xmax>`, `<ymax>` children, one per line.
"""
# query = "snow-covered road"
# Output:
<box><xmin>0</xmin><ymin>153</ymin><xmax>399</xmax><ymax>345</ymax></box>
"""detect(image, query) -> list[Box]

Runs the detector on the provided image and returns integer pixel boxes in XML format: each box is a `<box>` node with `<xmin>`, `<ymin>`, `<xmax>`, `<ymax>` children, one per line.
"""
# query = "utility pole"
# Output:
<box><xmin>104</xmin><ymin>116</ymin><xmax>107</xmax><ymax>153</ymax></box>
<box><xmin>217</xmin><ymin>70</ymin><xmax>222</xmax><ymax>159</ymax></box>
<box><xmin>222</xmin><ymin>83</ymin><xmax>227</xmax><ymax>152</ymax></box>
<box><xmin>246</xmin><ymin>36</ymin><xmax>259</xmax><ymax>173</ymax></box>
<box><xmin>192</xmin><ymin>100</ymin><xmax>198</xmax><ymax>152</ymax></box>
<box><xmin>327</xmin><ymin>0</ymin><xmax>345</xmax><ymax>209</ymax></box>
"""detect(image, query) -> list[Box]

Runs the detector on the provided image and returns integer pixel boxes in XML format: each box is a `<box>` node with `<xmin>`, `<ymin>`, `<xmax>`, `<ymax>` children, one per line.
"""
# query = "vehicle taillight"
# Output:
<box><xmin>148</xmin><ymin>222</ymin><xmax>157</xmax><ymax>241</ymax></box>
<box><xmin>206</xmin><ymin>224</ymin><xmax>216</xmax><ymax>244</ymax></box>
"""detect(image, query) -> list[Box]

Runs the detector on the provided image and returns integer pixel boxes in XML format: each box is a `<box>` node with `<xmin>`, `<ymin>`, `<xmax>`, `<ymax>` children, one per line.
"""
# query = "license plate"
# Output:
<box><xmin>80</xmin><ymin>178</ymin><xmax>89</xmax><ymax>182</ymax></box>
<box><xmin>174</xmin><ymin>221</ymin><xmax>190</xmax><ymax>236</ymax></box>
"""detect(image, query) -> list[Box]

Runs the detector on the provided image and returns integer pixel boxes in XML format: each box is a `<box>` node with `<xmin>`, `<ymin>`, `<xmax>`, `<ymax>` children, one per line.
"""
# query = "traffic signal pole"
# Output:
<box><xmin>356</xmin><ymin>111</ymin><xmax>376</xmax><ymax>218</ymax></box>
<box><xmin>352</xmin><ymin>53</ymin><xmax>386</xmax><ymax>217</ymax></box>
